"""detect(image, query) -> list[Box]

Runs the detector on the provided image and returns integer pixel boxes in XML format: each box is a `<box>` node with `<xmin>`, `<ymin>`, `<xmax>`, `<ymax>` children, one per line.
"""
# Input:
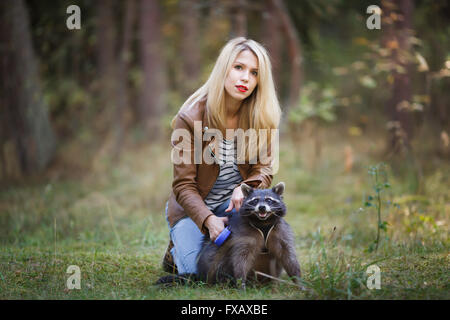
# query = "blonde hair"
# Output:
<box><xmin>172</xmin><ymin>37</ymin><xmax>281</xmax><ymax>162</ymax></box>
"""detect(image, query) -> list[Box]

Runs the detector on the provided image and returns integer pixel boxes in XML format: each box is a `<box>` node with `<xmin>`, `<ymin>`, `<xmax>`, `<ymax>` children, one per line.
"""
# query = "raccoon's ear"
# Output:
<box><xmin>272</xmin><ymin>182</ymin><xmax>285</xmax><ymax>196</ymax></box>
<box><xmin>240</xmin><ymin>183</ymin><xmax>253</xmax><ymax>197</ymax></box>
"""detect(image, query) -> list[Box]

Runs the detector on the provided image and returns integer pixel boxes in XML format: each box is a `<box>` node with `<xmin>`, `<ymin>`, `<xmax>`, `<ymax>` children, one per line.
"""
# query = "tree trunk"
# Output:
<box><xmin>139</xmin><ymin>0</ymin><xmax>167</xmax><ymax>138</ymax></box>
<box><xmin>382</xmin><ymin>0</ymin><xmax>415</xmax><ymax>155</ymax></box>
<box><xmin>269</xmin><ymin>0</ymin><xmax>302</xmax><ymax>113</ymax></box>
<box><xmin>229</xmin><ymin>0</ymin><xmax>248</xmax><ymax>37</ymax></box>
<box><xmin>96</xmin><ymin>0</ymin><xmax>118</xmax><ymax>111</ymax></box>
<box><xmin>0</xmin><ymin>0</ymin><xmax>56</xmax><ymax>178</ymax></box>
<box><xmin>262</xmin><ymin>0</ymin><xmax>282</xmax><ymax>91</ymax></box>
<box><xmin>113</xmin><ymin>0</ymin><xmax>137</xmax><ymax>160</ymax></box>
<box><xmin>180</xmin><ymin>0</ymin><xmax>201</xmax><ymax>98</ymax></box>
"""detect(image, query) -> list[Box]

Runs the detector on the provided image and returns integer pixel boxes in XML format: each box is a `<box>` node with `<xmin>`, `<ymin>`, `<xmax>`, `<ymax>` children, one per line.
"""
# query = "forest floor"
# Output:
<box><xmin>0</xmin><ymin>127</ymin><xmax>449</xmax><ymax>299</ymax></box>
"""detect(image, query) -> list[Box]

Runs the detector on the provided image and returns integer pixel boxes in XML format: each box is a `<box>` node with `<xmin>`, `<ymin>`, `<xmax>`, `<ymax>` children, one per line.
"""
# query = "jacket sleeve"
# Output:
<box><xmin>171</xmin><ymin>113</ymin><xmax>213</xmax><ymax>234</ymax></box>
<box><xmin>241</xmin><ymin>165</ymin><xmax>273</xmax><ymax>189</ymax></box>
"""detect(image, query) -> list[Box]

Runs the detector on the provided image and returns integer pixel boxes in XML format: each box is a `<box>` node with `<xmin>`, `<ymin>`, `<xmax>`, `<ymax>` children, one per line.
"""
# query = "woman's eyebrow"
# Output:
<box><xmin>234</xmin><ymin>61</ymin><xmax>258</xmax><ymax>70</ymax></box>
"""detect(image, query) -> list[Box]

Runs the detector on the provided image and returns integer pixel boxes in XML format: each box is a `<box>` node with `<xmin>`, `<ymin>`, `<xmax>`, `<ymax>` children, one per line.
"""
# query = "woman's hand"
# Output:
<box><xmin>225</xmin><ymin>185</ymin><xmax>245</xmax><ymax>214</ymax></box>
<box><xmin>204</xmin><ymin>215</ymin><xmax>229</xmax><ymax>242</ymax></box>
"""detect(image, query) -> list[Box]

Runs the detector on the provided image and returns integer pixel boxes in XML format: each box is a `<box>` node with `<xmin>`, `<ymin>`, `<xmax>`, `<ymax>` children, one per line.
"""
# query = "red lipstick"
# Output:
<box><xmin>236</xmin><ymin>85</ymin><xmax>248</xmax><ymax>92</ymax></box>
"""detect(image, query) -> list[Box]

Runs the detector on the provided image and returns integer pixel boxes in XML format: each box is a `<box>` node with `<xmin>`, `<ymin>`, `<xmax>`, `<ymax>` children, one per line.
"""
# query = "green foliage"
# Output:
<box><xmin>288</xmin><ymin>82</ymin><xmax>339</xmax><ymax>124</ymax></box>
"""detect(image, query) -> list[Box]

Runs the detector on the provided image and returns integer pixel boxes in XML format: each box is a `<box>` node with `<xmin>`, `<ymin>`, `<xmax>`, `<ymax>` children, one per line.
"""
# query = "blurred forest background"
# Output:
<box><xmin>1</xmin><ymin>0</ymin><xmax>449</xmax><ymax>183</ymax></box>
<box><xmin>0</xmin><ymin>0</ymin><xmax>449</xmax><ymax>299</ymax></box>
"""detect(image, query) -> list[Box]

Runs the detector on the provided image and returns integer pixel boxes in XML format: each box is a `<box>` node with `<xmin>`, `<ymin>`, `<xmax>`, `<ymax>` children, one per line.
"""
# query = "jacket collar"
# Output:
<box><xmin>201</xmin><ymin>98</ymin><xmax>210</xmax><ymax>131</ymax></box>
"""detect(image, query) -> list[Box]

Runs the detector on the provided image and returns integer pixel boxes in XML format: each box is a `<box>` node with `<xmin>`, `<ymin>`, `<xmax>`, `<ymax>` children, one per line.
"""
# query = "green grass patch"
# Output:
<box><xmin>1</xmin><ymin>136</ymin><xmax>448</xmax><ymax>299</ymax></box>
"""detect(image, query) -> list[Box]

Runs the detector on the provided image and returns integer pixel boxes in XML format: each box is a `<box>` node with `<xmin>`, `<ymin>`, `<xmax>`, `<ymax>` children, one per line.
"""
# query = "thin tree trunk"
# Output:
<box><xmin>270</xmin><ymin>0</ymin><xmax>302</xmax><ymax>113</ymax></box>
<box><xmin>230</xmin><ymin>0</ymin><xmax>248</xmax><ymax>37</ymax></box>
<box><xmin>180</xmin><ymin>0</ymin><xmax>201</xmax><ymax>98</ymax></box>
<box><xmin>113</xmin><ymin>0</ymin><xmax>136</xmax><ymax>160</ymax></box>
<box><xmin>96</xmin><ymin>0</ymin><xmax>117</xmax><ymax>110</ymax></box>
<box><xmin>262</xmin><ymin>0</ymin><xmax>282</xmax><ymax>91</ymax></box>
<box><xmin>139</xmin><ymin>0</ymin><xmax>167</xmax><ymax>138</ymax></box>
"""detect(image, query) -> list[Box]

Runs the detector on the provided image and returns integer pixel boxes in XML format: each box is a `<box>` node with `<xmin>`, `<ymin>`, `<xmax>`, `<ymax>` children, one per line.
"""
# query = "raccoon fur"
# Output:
<box><xmin>156</xmin><ymin>182</ymin><xmax>302</xmax><ymax>289</ymax></box>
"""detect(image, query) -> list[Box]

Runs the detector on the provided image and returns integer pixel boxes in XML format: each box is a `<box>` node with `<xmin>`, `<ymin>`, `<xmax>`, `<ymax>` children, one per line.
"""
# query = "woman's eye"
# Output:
<box><xmin>252</xmin><ymin>71</ymin><xmax>258</xmax><ymax>76</ymax></box>
<box><xmin>235</xmin><ymin>65</ymin><xmax>242</xmax><ymax>70</ymax></box>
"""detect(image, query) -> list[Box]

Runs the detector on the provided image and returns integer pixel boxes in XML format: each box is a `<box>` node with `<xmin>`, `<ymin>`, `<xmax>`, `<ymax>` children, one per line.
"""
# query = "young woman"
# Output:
<box><xmin>163</xmin><ymin>37</ymin><xmax>282</xmax><ymax>275</ymax></box>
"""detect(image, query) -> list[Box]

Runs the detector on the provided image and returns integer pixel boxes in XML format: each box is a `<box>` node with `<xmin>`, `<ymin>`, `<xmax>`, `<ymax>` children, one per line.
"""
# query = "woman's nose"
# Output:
<box><xmin>241</xmin><ymin>71</ymin><xmax>249</xmax><ymax>82</ymax></box>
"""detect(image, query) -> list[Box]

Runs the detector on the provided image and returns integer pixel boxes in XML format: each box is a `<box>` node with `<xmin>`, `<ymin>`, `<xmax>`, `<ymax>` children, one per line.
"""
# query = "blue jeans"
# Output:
<box><xmin>165</xmin><ymin>199</ymin><xmax>237</xmax><ymax>274</ymax></box>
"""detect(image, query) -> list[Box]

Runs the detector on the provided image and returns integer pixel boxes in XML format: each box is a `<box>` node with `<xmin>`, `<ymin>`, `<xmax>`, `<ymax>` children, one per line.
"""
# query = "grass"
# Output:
<box><xmin>0</xmin><ymin>128</ymin><xmax>449</xmax><ymax>299</ymax></box>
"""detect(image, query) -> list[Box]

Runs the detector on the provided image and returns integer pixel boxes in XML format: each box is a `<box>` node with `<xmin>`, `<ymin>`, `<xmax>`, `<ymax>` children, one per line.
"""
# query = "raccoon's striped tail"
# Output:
<box><xmin>155</xmin><ymin>273</ymin><xmax>198</xmax><ymax>286</ymax></box>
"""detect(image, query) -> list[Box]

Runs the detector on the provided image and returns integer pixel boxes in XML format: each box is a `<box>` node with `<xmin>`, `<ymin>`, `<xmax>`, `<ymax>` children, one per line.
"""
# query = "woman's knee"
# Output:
<box><xmin>169</xmin><ymin>217</ymin><xmax>204</xmax><ymax>273</ymax></box>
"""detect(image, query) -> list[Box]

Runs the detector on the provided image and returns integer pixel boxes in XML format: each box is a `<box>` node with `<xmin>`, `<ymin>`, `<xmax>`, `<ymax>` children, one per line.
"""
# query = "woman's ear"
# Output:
<box><xmin>240</xmin><ymin>183</ymin><xmax>253</xmax><ymax>198</ymax></box>
<box><xmin>272</xmin><ymin>182</ymin><xmax>285</xmax><ymax>196</ymax></box>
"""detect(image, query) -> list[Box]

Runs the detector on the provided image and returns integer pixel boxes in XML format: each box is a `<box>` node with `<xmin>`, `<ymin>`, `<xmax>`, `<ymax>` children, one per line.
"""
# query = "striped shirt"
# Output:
<box><xmin>204</xmin><ymin>138</ymin><xmax>243</xmax><ymax>211</ymax></box>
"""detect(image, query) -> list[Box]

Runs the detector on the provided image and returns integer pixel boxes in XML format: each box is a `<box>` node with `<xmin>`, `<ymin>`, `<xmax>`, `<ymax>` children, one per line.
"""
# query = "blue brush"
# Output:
<box><xmin>214</xmin><ymin>226</ymin><xmax>231</xmax><ymax>247</ymax></box>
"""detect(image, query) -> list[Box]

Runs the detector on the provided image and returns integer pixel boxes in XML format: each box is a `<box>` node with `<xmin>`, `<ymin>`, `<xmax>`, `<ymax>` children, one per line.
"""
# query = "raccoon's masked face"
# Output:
<box><xmin>240</xmin><ymin>182</ymin><xmax>286</xmax><ymax>220</ymax></box>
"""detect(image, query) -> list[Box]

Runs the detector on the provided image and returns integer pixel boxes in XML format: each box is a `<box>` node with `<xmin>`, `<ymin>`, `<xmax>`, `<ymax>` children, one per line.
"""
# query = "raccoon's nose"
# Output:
<box><xmin>258</xmin><ymin>205</ymin><xmax>266</xmax><ymax>213</ymax></box>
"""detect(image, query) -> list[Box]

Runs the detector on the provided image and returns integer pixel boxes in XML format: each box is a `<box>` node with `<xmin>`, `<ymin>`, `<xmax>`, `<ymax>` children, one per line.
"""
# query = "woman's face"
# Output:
<box><xmin>224</xmin><ymin>49</ymin><xmax>259</xmax><ymax>103</ymax></box>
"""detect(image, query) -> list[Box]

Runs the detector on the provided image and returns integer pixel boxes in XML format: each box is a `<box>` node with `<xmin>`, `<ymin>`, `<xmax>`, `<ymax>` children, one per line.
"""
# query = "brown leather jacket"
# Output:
<box><xmin>167</xmin><ymin>98</ymin><xmax>274</xmax><ymax>234</ymax></box>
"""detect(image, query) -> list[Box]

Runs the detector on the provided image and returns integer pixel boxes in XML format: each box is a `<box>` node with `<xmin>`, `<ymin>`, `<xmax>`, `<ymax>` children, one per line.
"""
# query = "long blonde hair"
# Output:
<box><xmin>172</xmin><ymin>37</ymin><xmax>281</xmax><ymax>162</ymax></box>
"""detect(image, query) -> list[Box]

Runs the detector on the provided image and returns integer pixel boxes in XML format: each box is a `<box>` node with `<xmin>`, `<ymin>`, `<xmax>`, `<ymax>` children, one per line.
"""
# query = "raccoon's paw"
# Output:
<box><xmin>291</xmin><ymin>276</ymin><xmax>306</xmax><ymax>291</ymax></box>
<box><xmin>235</xmin><ymin>278</ymin><xmax>247</xmax><ymax>291</ymax></box>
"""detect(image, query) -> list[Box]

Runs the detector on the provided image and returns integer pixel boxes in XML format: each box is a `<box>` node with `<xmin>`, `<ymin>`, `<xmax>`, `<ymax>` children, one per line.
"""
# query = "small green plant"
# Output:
<box><xmin>364</xmin><ymin>163</ymin><xmax>391</xmax><ymax>252</ymax></box>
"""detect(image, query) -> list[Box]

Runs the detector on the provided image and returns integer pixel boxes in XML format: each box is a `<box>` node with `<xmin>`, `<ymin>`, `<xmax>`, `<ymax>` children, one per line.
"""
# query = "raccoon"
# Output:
<box><xmin>157</xmin><ymin>182</ymin><xmax>301</xmax><ymax>289</ymax></box>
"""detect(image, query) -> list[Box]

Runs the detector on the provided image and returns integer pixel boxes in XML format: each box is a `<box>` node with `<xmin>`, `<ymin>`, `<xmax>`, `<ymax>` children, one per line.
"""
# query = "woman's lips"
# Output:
<box><xmin>236</xmin><ymin>85</ymin><xmax>248</xmax><ymax>92</ymax></box>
